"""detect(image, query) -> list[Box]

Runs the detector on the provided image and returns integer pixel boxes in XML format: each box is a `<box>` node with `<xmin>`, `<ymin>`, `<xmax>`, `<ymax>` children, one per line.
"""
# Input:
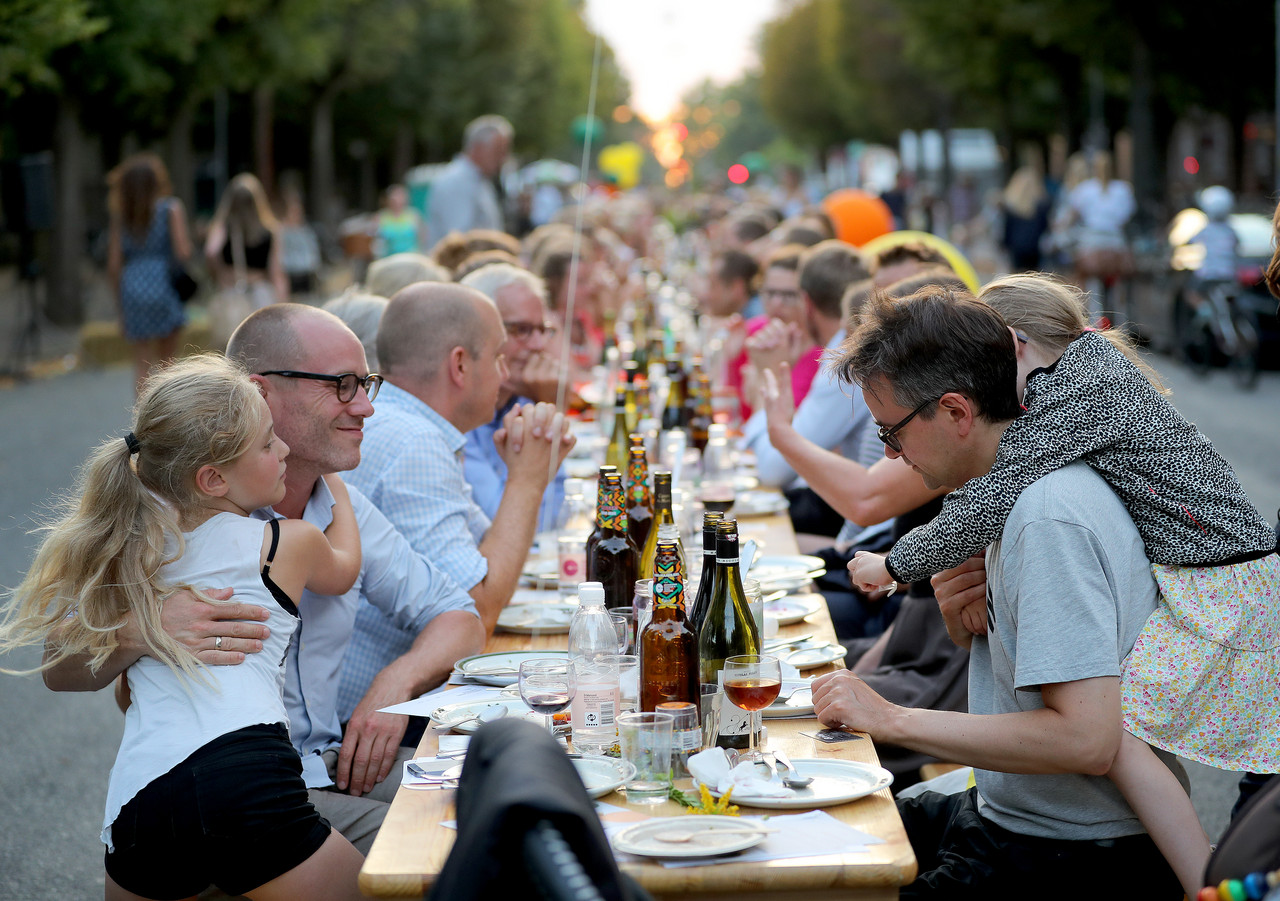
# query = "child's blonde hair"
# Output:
<box><xmin>979</xmin><ymin>274</ymin><xmax>1169</xmax><ymax>395</ymax></box>
<box><xmin>1</xmin><ymin>354</ymin><xmax>265</xmax><ymax>679</ymax></box>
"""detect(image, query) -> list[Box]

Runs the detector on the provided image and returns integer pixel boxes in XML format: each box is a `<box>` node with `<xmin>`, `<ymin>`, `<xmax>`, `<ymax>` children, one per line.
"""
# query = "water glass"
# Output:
<box><xmin>617</xmin><ymin>711</ymin><xmax>674</xmax><ymax>804</ymax></box>
<box><xmin>604</xmin><ymin>653</ymin><xmax>640</xmax><ymax>715</ymax></box>
<box><xmin>609</xmin><ymin>609</ymin><xmax>634</xmax><ymax>654</ymax></box>
<box><xmin>743</xmin><ymin>577</ymin><xmax>764</xmax><ymax>640</ymax></box>
<box><xmin>699</xmin><ymin>682</ymin><xmax>722</xmax><ymax>751</ymax></box>
<box><xmin>655</xmin><ymin>701</ymin><xmax>699</xmax><ymax>778</ymax></box>
<box><xmin>632</xmin><ymin>580</ymin><xmax>652</xmax><ymax>659</ymax></box>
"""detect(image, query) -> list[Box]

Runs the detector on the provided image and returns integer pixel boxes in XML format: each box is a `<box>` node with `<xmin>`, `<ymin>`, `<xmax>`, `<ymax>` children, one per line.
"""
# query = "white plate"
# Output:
<box><xmin>700</xmin><ymin>759</ymin><xmax>892</xmax><ymax>809</ymax></box>
<box><xmin>782</xmin><ymin>643</ymin><xmax>847</xmax><ymax>671</ymax></box>
<box><xmin>765</xmin><ymin>594</ymin><xmax>824</xmax><ymax>625</ymax></box>
<box><xmin>762</xmin><ymin>687</ymin><xmax>814</xmax><ymax>718</ymax></box>
<box><xmin>611</xmin><ymin>815</ymin><xmax>769</xmax><ymax>858</ymax></box>
<box><xmin>732</xmin><ymin>489</ymin><xmax>790</xmax><ymax>517</ymax></box>
<box><xmin>521</xmin><ymin>556</ymin><xmax>560</xmax><ymax>585</ymax></box>
<box><xmin>429</xmin><ymin>697</ymin><xmax>543</xmax><ymax>733</ymax></box>
<box><xmin>572</xmin><ymin>755</ymin><xmax>636</xmax><ymax>798</ymax></box>
<box><xmin>455</xmin><ymin>650</ymin><xmax>570</xmax><ymax>686</ymax></box>
<box><xmin>496</xmin><ymin>603</ymin><xmax>577</xmax><ymax>634</ymax></box>
<box><xmin>748</xmin><ymin>555</ymin><xmax>826</xmax><ymax>591</ymax></box>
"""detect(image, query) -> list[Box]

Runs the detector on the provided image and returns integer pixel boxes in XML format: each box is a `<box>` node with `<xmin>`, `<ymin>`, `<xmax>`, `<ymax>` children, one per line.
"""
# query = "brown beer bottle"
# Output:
<box><xmin>661</xmin><ymin>357</ymin><xmax>685</xmax><ymax>432</ymax></box>
<box><xmin>625</xmin><ymin>436</ymin><xmax>654</xmax><ymax>554</ymax></box>
<box><xmin>585</xmin><ymin>465</ymin><xmax>617</xmax><ymax>567</ymax></box>
<box><xmin>640</xmin><ymin>538</ymin><xmax>700</xmax><ymax>714</ymax></box>
<box><xmin>586</xmin><ymin>471</ymin><xmax>639</xmax><ymax>611</ymax></box>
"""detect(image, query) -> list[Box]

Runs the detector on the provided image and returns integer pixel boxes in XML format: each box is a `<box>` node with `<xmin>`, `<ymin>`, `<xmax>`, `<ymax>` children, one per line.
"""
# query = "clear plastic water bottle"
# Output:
<box><xmin>557</xmin><ymin>479</ymin><xmax>593</xmax><ymax>601</ymax></box>
<box><xmin>568</xmin><ymin>582</ymin><xmax>621</xmax><ymax>753</ymax></box>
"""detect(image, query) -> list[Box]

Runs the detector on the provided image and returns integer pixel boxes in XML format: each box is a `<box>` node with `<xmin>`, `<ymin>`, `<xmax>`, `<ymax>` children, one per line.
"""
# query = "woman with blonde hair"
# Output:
<box><xmin>1</xmin><ymin>354</ymin><xmax>366</xmax><ymax>900</ymax></box>
<box><xmin>851</xmin><ymin>274</ymin><xmax>1279</xmax><ymax>896</ymax></box>
<box><xmin>1000</xmin><ymin>165</ymin><xmax>1050</xmax><ymax>271</ymax></box>
<box><xmin>205</xmin><ymin>173</ymin><xmax>288</xmax><ymax>306</ymax></box>
<box><xmin>107</xmin><ymin>153</ymin><xmax>193</xmax><ymax>396</ymax></box>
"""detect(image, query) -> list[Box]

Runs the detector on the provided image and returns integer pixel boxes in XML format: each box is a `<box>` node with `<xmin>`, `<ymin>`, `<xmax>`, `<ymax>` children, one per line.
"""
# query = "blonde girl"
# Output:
<box><xmin>852</xmin><ymin>274</ymin><xmax>1278</xmax><ymax>896</ymax></box>
<box><xmin>1</xmin><ymin>354</ymin><xmax>366</xmax><ymax>901</ymax></box>
<box><xmin>205</xmin><ymin>173</ymin><xmax>288</xmax><ymax>305</ymax></box>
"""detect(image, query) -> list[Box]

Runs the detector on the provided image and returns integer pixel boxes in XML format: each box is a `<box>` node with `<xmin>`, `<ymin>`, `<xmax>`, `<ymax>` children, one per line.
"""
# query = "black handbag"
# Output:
<box><xmin>170</xmin><ymin>264</ymin><xmax>199</xmax><ymax>302</ymax></box>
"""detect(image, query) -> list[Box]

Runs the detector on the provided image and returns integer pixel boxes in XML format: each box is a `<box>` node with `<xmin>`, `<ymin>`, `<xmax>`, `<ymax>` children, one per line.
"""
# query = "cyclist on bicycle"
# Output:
<box><xmin>1185</xmin><ymin>185</ymin><xmax>1238</xmax><ymax>314</ymax></box>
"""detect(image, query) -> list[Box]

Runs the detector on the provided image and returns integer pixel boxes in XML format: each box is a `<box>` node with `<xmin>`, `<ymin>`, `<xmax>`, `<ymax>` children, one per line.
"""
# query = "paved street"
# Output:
<box><xmin>0</xmin><ymin>354</ymin><xmax>1277</xmax><ymax>900</ymax></box>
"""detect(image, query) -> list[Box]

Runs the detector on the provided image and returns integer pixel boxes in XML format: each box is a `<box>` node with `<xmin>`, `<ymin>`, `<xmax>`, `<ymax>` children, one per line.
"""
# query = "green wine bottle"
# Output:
<box><xmin>639</xmin><ymin>470</ymin><xmax>675</xmax><ymax>580</ymax></box>
<box><xmin>697</xmin><ymin>519</ymin><xmax>760</xmax><ymax>750</ymax></box>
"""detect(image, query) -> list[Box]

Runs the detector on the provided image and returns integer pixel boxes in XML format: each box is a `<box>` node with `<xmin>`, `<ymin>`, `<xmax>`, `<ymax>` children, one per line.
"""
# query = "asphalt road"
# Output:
<box><xmin>0</xmin><ymin>356</ymin><xmax>1276</xmax><ymax>900</ymax></box>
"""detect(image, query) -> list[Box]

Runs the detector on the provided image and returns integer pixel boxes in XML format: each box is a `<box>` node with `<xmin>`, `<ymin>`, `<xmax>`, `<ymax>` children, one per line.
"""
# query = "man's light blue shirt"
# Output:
<box><xmin>341</xmin><ymin>381</ymin><xmax>492</xmax><ymax>721</ymax></box>
<box><xmin>464</xmin><ymin>395</ymin><xmax>565</xmax><ymax>531</ymax></box>
<box><xmin>256</xmin><ymin>478</ymin><xmax>477</xmax><ymax>788</ymax></box>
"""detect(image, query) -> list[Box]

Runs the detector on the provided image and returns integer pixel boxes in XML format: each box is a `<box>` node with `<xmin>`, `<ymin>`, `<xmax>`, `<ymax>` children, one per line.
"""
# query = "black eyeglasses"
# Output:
<box><xmin>877</xmin><ymin>397</ymin><xmax>939</xmax><ymax>454</ymax></box>
<box><xmin>259</xmin><ymin>370</ymin><xmax>383</xmax><ymax>403</ymax></box>
<box><xmin>502</xmin><ymin>320</ymin><xmax>558</xmax><ymax>340</ymax></box>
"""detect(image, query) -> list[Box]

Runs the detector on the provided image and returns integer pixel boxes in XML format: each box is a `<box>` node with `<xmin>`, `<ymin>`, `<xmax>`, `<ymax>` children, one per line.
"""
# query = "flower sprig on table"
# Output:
<box><xmin>669</xmin><ymin>783</ymin><xmax>740</xmax><ymax>816</ymax></box>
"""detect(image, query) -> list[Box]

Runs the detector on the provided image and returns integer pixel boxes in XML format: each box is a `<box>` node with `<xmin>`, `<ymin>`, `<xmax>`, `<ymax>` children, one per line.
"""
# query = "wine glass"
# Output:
<box><xmin>722</xmin><ymin>654</ymin><xmax>782</xmax><ymax>762</ymax></box>
<box><xmin>518</xmin><ymin>659</ymin><xmax>576</xmax><ymax>734</ymax></box>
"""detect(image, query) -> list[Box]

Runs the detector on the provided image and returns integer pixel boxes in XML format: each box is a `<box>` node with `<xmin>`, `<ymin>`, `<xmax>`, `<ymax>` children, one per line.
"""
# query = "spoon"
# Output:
<box><xmin>654</xmin><ymin>825</ymin><xmax>778</xmax><ymax>843</ymax></box>
<box><xmin>430</xmin><ymin>705</ymin><xmax>508</xmax><ymax>732</ymax></box>
<box><xmin>772</xmin><ymin>749</ymin><xmax>814</xmax><ymax>789</ymax></box>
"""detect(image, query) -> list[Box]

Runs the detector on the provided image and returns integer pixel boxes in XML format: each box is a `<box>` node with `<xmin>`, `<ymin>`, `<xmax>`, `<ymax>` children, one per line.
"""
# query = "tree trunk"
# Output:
<box><xmin>392</xmin><ymin>121</ymin><xmax>414</xmax><ymax>184</ymax></box>
<box><xmin>310</xmin><ymin>84</ymin><xmax>339</xmax><ymax>230</ymax></box>
<box><xmin>1127</xmin><ymin>36</ymin><xmax>1158</xmax><ymax>228</ymax></box>
<box><xmin>167</xmin><ymin>99</ymin><xmax>197</xmax><ymax>212</ymax></box>
<box><xmin>47</xmin><ymin>98</ymin><xmax>84</xmax><ymax>327</ymax></box>
<box><xmin>254</xmin><ymin>84</ymin><xmax>276</xmax><ymax>197</ymax></box>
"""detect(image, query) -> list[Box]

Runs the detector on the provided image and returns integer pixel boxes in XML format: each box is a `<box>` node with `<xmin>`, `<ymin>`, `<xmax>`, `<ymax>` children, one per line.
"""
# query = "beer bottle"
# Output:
<box><xmin>661</xmin><ymin>358</ymin><xmax>685</xmax><ymax>432</ymax></box>
<box><xmin>625</xmin><ymin>436</ymin><xmax>654</xmax><ymax>554</ymax></box>
<box><xmin>682</xmin><ymin>360</ymin><xmax>701</xmax><ymax>432</ymax></box>
<box><xmin>585</xmin><ymin>465</ymin><xmax>617</xmax><ymax>567</ymax></box>
<box><xmin>586</xmin><ymin>471</ymin><xmax>639</xmax><ymax>611</ymax></box>
<box><xmin>689</xmin><ymin>372</ymin><xmax>713</xmax><ymax>452</ymax></box>
<box><xmin>622</xmin><ymin>361</ymin><xmax>640</xmax><ymax>435</ymax></box>
<box><xmin>697</xmin><ymin>519</ymin><xmax>760</xmax><ymax>750</ymax></box>
<box><xmin>687</xmin><ymin>511</ymin><xmax>724</xmax><ymax>635</ymax></box>
<box><xmin>640</xmin><ymin>470</ymin><xmax>677</xmax><ymax>580</ymax></box>
<box><xmin>606</xmin><ymin>388</ymin><xmax>630</xmax><ymax>473</ymax></box>
<box><xmin>640</xmin><ymin>538</ymin><xmax>700</xmax><ymax>714</ymax></box>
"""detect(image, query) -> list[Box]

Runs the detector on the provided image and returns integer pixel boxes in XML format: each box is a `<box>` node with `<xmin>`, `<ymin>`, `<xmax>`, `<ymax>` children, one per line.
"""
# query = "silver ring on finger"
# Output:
<box><xmin>215</xmin><ymin>635</ymin><xmax>223</xmax><ymax>650</ymax></box>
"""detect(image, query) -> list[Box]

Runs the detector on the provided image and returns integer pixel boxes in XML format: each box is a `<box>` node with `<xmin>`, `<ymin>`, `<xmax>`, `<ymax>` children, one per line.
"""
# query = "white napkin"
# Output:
<box><xmin>686</xmin><ymin>748</ymin><xmax>792</xmax><ymax>798</ymax></box>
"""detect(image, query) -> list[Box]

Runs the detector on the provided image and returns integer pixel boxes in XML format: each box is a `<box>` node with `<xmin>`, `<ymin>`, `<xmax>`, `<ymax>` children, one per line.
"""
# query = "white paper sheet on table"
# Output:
<box><xmin>606</xmin><ymin>810</ymin><xmax>881</xmax><ymax>867</ymax></box>
<box><xmin>377</xmin><ymin>682</ymin><xmax>505</xmax><ymax>716</ymax></box>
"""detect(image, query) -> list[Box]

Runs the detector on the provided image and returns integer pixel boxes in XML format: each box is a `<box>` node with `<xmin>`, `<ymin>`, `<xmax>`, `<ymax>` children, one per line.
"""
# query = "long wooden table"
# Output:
<box><xmin>358</xmin><ymin>512</ymin><xmax>917</xmax><ymax>899</ymax></box>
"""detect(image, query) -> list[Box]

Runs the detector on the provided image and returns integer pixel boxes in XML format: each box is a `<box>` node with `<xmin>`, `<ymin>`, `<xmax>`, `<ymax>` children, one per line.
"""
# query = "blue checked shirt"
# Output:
<box><xmin>254</xmin><ymin>478</ymin><xmax>477</xmax><ymax>789</ymax></box>
<box><xmin>464</xmin><ymin>395</ymin><xmax>566</xmax><ymax>532</ymax></box>
<box><xmin>340</xmin><ymin>381</ymin><xmax>492</xmax><ymax>721</ymax></box>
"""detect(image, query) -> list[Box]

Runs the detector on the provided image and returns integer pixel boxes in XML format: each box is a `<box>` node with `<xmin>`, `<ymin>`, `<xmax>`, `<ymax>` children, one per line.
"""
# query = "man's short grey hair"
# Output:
<box><xmin>322</xmin><ymin>292</ymin><xmax>389</xmax><ymax>370</ymax></box>
<box><xmin>366</xmin><ymin>252</ymin><xmax>450</xmax><ymax>299</ymax></box>
<box><xmin>460</xmin><ymin>262</ymin><xmax>547</xmax><ymax>305</ymax></box>
<box><xmin>377</xmin><ymin>282</ymin><xmax>498</xmax><ymax>382</ymax></box>
<box><xmin>227</xmin><ymin>303</ymin><xmax>332</xmax><ymax>373</ymax></box>
<box><xmin>464</xmin><ymin>114</ymin><xmax>514</xmax><ymax>151</ymax></box>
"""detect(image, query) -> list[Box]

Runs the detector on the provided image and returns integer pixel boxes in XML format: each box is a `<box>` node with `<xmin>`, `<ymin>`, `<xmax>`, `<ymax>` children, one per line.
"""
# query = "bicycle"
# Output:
<box><xmin>1176</xmin><ymin>280</ymin><xmax>1260</xmax><ymax>390</ymax></box>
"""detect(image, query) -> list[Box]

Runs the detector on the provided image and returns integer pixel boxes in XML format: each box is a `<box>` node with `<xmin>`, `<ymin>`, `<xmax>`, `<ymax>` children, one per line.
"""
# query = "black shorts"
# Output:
<box><xmin>104</xmin><ymin>723</ymin><xmax>332</xmax><ymax>899</ymax></box>
<box><xmin>897</xmin><ymin>788</ymin><xmax>1181</xmax><ymax>900</ymax></box>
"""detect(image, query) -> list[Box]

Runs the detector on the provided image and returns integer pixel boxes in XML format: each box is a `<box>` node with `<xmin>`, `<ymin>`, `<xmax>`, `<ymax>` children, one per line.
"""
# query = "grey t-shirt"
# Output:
<box><xmin>972</xmin><ymin>462</ymin><xmax>1187</xmax><ymax>839</ymax></box>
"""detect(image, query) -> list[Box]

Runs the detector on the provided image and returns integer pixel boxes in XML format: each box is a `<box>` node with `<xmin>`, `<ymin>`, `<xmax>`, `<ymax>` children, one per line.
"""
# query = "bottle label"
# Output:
<box><xmin>715</xmin><ymin>555</ymin><xmax>739</xmax><ymax>564</ymax></box>
<box><xmin>716</xmin><ymin>671</ymin><xmax>750</xmax><ymax>737</ymax></box>
<box><xmin>652</xmin><ymin>563</ymin><xmax>683</xmax><ymax>610</ymax></box>
<box><xmin>599</xmin><ymin>489</ymin><xmax>627</xmax><ymax>530</ymax></box>
<box><xmin>573</xmin><ymin>682</ymin><xmax>619</xmax><ymax>729</ymax></box>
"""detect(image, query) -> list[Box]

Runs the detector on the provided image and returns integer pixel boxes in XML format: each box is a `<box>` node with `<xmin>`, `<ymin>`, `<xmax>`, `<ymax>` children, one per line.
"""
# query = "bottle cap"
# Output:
<box><xmin>578</xmin><ymin>582</ymin><xmax>605</xmax><ymax>606</ymax></box>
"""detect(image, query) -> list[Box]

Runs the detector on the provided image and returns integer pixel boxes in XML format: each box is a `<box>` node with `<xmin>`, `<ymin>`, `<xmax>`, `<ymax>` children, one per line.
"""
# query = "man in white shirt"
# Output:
<box><xmin>426</xmin><ymin>115</ymin><xmax>512</xmax><ymax>245</ymax></box>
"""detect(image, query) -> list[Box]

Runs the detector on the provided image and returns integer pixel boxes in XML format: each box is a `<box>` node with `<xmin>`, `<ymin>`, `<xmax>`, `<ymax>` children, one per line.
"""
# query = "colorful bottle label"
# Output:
<box><xmin>653</xmin><ymin>557</ymin><xmax>683</xmax><ymax>610</ymax></box>
<box><xmin>599</xmin><ymin>484</ymin><xmax>627</xmax><ymax>531</ymax></box>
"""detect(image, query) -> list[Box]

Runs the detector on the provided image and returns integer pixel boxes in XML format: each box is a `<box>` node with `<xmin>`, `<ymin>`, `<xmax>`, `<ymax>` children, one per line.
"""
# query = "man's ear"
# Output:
<box><xmin>248</xmin><ymin>373</ymin><xmax>270</xmax><ymax>400</ymax></box>
<box><xmin>938</xmin><ymin>391</ymin><xmax>977</xmax><ymax>437</ymax></box>
<box><xmin>448</xmin><ymin>345</ymin><xmax>468</xmax><ymax>388</ymax></box>
<box><xmin>194</xmin><ymin>464</ymin><xmax>229</xmax><ymax>498</ymax></box>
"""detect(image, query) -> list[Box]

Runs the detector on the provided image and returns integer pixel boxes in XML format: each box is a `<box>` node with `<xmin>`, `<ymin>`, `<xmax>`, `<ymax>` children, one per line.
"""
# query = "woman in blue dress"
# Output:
<box><xmin>107</xmin><ymin>154</ymin><xmax>193</xmax><ymax>396</ymax></box>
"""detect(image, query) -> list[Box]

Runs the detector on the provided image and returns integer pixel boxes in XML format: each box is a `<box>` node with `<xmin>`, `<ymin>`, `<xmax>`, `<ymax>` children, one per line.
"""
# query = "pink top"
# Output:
<box><xmin>726</xmin><ymin>315</ymin><xmax>823</xmax><ymax>418</ymax></box>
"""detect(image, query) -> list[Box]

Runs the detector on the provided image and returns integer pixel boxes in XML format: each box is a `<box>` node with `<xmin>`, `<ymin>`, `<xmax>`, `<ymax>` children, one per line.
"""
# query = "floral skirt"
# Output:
<box><xmin>1121</xmin><ymin>554</ymin><xmax>1280</xmax><ymax>772</ymax></box>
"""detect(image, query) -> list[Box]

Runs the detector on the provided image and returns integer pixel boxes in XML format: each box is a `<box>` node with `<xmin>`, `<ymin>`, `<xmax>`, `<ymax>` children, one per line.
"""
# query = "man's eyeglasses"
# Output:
<box><xmin>877</xmin><ymin>397</ymin><xmax>939</xmax><ymax>454</ymax></box>
<box><xmin>762</xmin><ymin>288</ymin><xmax>802</xmax><ymax>304</ymax></box>
<box><xmin>259</xmin><ymin>370</ymin><xmax>383</xmax><ymax>403</ymax></box>
<box><xmin>503</xmin><ymin>320</ymin><xmax>558</xmax><ymax>341</ymax></box>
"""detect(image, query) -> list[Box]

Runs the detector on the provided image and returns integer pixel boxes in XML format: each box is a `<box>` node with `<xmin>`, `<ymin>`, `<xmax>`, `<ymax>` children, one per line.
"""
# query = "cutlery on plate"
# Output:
<box><xmin>406</xmin><ymin>763</ymin><xmax>459</xmax><ymax>782</ymax></box>
<box><xmin>772</xmin><ymin>750</ymin><xmax>814</xmax><ymax>789</ymax></box>
<box><xmin>763</xmin><ymin>633</ymin><xmax>813</xmax><ymax>651</ymax></box>
<box><xmin>653</xmin><ymin>825</ymin><xmax>778</xmax><ymax>843</ymax></box>
<box><xmin>430</xmin><ymin>705</ymin><xmax>508</xmax><ymax>732</ymax></box>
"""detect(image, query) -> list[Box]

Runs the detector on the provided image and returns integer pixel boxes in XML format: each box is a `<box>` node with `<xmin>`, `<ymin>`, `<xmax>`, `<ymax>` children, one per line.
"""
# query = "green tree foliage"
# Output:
<box><xmin>0</xmin><ymin>0</ymin><xmax>105</xmax><ymax>97</ymax></box>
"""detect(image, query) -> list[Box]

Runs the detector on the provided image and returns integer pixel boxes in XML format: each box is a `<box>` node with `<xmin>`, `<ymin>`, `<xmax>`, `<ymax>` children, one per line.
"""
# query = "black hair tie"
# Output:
<box><xmin>124</xmin><ymin>432</ymin><xmax>140</xmax><ymax>455</ymax></box>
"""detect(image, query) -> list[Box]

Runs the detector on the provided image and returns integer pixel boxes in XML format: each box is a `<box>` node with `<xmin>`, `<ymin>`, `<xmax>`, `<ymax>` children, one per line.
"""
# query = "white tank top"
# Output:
<box><xmin>100</xmin><ymin>512</ymin><xmax>299</xmax><ymax>849</ymax></box>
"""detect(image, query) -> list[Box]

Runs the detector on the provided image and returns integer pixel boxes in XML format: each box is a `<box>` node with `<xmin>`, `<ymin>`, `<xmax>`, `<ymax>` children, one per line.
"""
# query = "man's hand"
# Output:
<box><xmin>760</xmin><ymin>366</ymin><xmax>797</xmax><ymax>429</ymax></box>
<box><xmin>499</xmin><ymin>402</ymin><xmax>573</xmax><ymax>485</ymax></box>
<box><xmin>336</xmin><ymin>671</ymin><xmax>411</xmax><ymax>795</ymax></box>
<box><xmin>848</xmin><ymin>552</ymin><xmax>895</xmax><ymax>596</ymax></box>
<box><xmin>931</xmin><ymin>553</ymin><xmax>987</xmax><ymax>648</ymax></box>
<box><xmin>810</xmin><ymin>669</ymin><xmax>900</xmax><ymax>738</ymax></box>
<box><xmin>746</xmin><ymin>318</ymin><xmax>803</xmax><ymax>376</ymax></box>
<box><xmin>144</xmin><ymin>587</ymin><xmax>269</xmax><ymax>664</ymax></box>
<box><xmin>511</xmin><ymin>350</ymin><xmax>563</xmax><ymax>405</ymax></box>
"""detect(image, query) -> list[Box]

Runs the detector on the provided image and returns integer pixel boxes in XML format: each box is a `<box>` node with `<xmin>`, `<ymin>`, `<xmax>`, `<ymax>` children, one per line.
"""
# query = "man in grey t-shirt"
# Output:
<box><xmin>810</xmin><ymin>288</ymin><xmax>1182</xmax><ymax>899</ymax></box>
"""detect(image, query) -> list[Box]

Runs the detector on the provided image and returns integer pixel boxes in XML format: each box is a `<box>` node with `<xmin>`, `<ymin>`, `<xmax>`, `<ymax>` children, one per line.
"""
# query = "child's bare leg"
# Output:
<box><xmin>1109</xmin><ymin>731</ymin><xmax>1209</xmax><ymax>898</ymax></box>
